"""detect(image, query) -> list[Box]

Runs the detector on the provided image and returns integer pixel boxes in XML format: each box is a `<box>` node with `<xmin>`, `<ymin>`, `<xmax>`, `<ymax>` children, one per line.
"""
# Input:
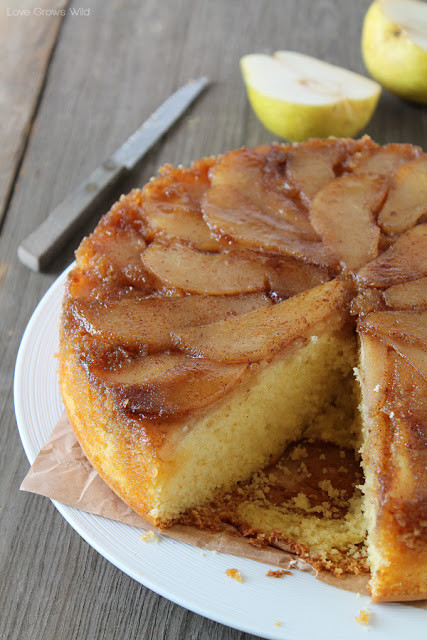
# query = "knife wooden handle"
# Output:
<box><xmin>18</xmin><ymin>159</ymin><xmax>127</xmax><ymax>272</ymax></box>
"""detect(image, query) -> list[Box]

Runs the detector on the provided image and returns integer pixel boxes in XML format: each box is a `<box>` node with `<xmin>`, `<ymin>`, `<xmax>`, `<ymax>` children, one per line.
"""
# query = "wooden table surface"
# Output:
<box><xmin>1</xmin><ymin>1</ymin><xmax>426</xmax><ymax>638</ymax></box>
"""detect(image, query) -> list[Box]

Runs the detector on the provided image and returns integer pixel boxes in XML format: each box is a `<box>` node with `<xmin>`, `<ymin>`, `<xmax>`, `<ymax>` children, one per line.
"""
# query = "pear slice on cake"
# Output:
<box><xmin>141</xmin><ymin>240</ymin><xmax>273</xmax><ymax>295</ymax></box>
<box><xmin>384</xmin><ymin>278</ymin><xmax>427</xmax><ymax>310</ymax></box>
<box><xmin>286</xmin><ymin>138</ymin><xmax>354</xmax><ymax>206</ymax></box>
<box><xmin>361</xmin><ymin>310</ymin><xmax>427</xmax><ymax>378</ymax></box>
<box><xmin>202</xmin><ymin>184</ymin><xmax>334</xmax><ymax>267</ymax></box>
<box><xmin>240</xmin><ymin>51</ymin><xmax>381</xmax><ymax>141</ymax></box>
<box><xmin>209</xmin><ymin>146</ymin><xmax>316</xmax><ymax>236</ymax></box>
<box><xmin>171</xmin><ymin>279</ymin><xmax>348</xmax><ymax>364</ymax></box>
<box><xmin>142</xmin><ymin>162</ymin><xmax>221</xmax><ymax>251</ymax></box>
<box><xmin>309</xmin><ymin>174</ymin><xmax>387</xmax><ymax>271</ymax></box>
<box><xmin>94</xmin><ymin>352</ymin><xmax>248</xmax><ymax>418</ymax></box>
<box><xmin>357</xmin><ymin>224</ymin><xmax>427</xmax><ymax>287</ymax></box>
<box><xmin>378</xmin><ymin>157</ymin><xmax>427</xmax><ymax>235</ymax></box>
<box><xmin>70</xmin><ymin>292</ymin><xmax>270</xmax><ymax>352</ymax></box>
<box><xmin>350</xmin><ymin>143</ymin><xmax>420</xmax><ymax>176</ymax></box>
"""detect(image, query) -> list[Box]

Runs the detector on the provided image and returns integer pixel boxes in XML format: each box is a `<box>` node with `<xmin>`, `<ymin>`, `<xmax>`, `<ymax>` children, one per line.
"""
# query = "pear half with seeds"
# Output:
<box><xmin>240</xmin><ymin>51</ymin><xmax>381</xmax><ymax>141</ymax></box>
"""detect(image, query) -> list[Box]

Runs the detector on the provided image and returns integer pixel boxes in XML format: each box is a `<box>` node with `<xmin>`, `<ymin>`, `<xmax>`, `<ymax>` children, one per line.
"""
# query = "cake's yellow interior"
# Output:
<box><xmin>149</xmin><ymin>325</ymin><xmax>367</xmax><ymax>570</ymax></box>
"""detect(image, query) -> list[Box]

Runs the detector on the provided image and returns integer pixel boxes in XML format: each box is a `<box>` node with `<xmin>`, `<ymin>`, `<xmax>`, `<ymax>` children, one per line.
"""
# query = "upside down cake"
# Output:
<box><xmin>58</xmin><ymin>136</ymin><xmax>427</xmax><ymax>602</ymax></box>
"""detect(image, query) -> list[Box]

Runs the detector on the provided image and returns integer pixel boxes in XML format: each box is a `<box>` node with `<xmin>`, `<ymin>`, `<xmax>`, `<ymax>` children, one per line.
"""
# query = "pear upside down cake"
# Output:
<box><xmin>59</xmin><ymin>136</ymin><xmax>427</xmax><ymax>602</ymax></box>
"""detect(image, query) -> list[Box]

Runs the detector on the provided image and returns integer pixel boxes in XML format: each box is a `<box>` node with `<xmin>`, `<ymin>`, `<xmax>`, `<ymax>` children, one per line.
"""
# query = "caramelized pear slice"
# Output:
<box><xmin>360</xmin><ymin>310</ymin><xmax>427</xmax><ymax>378</ymax></box>
<box><xmin>77</xmin><ymin>228</ymin><xmax>148</xmax><ymax>288</ymax></box>
<box><xmin>95</xmin><ymin>352</ymin><xmax>247</xmax><ymax>418</ymax></box>
<box><xmin>351</xmin><ymin>144</ymin><xmax>420</xmax><ymax>176</ymax></box>
<box><xmin>384</xmin><ymin>278</ymin><xmax>427</xmax><ymax>310</ymax></box>
<box><xmin>390</xmin><ymin>338</ymin><xmax>427</xmax><ymax>384</ymax></box>
<box><xmin>143</xmin><ymin>209</ymin><xmax>221</xmax><ymax>251</ymax></box>
<box><xmin>203</xmin><ymin>184</ymin><xmax>333</xmax><ymax>267</ymax></box>
<box><xmin>211</xmin><ymin>147</ymin><xmax>315</xmax><ymax>236</ymax></box>
<box><xmin>286</xmin><ymin>139</ymin><xmax>351</xmax><ymax>205</ymax></box>
<box><xmin>378</xmin><ymin>157</ymin><xmax>427</xmax><ymax>235</ymax></box>
<box><xmin>172</xmin><ymin>279</ymin><xmax>347</xmax><ymax>363</ymax></box>
<box><xmin>266</xmin><ymin>257</ymin><xmax>330</xmax><ymax>298</ymax></box>
<box><xmin>142</xmin><ymin>161</ymin><xmax>220</xmax><ymax>250</ymax></box>
<box><xmin>310</xmin><ymin>174</ymin><xmax>387</xmax><ymax>270</ymax></box>
<box><xmin>141</xmin><ymin>240</ymin><xmax>275</xmax><ymax>294</ymax></box>
<box><xmin>357</xmin><ymin>224</ymin><xmax>427</xmax><ymax>287</ymax></box>
<box><xmin>71</xmin><ymin>292</ymin><xmax>270</xmax><ymax>352</ymax></box>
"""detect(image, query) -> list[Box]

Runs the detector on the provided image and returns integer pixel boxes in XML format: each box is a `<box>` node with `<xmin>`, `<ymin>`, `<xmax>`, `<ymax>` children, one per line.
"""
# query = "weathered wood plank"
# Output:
<box><xmin>0</xmin><ymin>0</ymin><xmax>426</xmax><ymax>639</ymax></box>
<box><xmin>0</xmin><ymin>0</ymin><xmax>68</xmax><ymax>229</ymax></box>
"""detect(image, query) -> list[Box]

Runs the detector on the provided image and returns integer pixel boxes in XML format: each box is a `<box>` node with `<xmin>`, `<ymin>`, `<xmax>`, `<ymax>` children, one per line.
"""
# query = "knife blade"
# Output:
<box><xmin>18</xmin><ymin>76</ymin><xmax>210</xmax><ymax>272</ymax></box>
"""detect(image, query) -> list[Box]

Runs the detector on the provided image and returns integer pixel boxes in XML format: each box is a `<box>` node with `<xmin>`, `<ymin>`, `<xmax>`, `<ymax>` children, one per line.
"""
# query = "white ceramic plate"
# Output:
<box><xmin>14</xmin><ymin>267</ymin><xmax>426</xmax><ymax>640</ymax></box>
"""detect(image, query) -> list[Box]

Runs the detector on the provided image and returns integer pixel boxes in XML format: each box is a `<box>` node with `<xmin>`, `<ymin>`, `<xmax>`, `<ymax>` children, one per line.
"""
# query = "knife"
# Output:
<box><xmin>18</xmin><ymin>76</ymin><xmax>210</xmax><ymax>272</ymax></box>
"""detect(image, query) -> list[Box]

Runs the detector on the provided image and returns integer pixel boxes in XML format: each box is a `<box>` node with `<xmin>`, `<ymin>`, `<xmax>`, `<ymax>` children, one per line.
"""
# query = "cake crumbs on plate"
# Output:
<box><xmin>225</xmin><ymin>568</ymin><xmax>242</xmax><ymax>582</ymax></box>
<box><xmin>266</xmin><ymin>569</ymin><xmax>292</xmax><ymax>578</ymax></box>
<box><xmin>355</xmin><ymin>609</ymin><xmax>372</xmax><ymax>625</ymax></box>
<box><xmin>274</xmin><ymin>620</ymin><xmax>282</xmax><ymax>627</ymax></box>
<box><xmin>140</xmin><ymin>531</ymin><xmax>160</xmax><ymax>543</ymax></box>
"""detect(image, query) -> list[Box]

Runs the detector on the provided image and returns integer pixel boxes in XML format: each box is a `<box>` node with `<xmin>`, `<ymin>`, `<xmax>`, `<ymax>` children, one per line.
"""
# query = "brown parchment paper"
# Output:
<box><xmin>20</xmin><ymin>411</ymin><xmax>427</xmax><ymax>606</ymax></box>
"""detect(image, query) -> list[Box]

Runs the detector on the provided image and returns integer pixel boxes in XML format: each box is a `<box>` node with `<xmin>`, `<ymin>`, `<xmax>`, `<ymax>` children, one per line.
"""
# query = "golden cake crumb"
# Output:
<box><xmin>140</xmin><ymin>531</ymin><xmax>160</xmax><ymax>543</ymax></box>
<box><xmin>293</xmin><ymin>492</ymin><xmax>311</xmax><ymax>509</ymax></box>
<box><xmin>299</xmin><ymin>461</ymin><xmax>312</xmax><ymax>477</ymax></box>
<box><xmin>226</xmin><ymin>568</ymin><xmax>242</xmax><ymax>582</ymax></box>
<box><xmin>266</xmin><ymin>569</ymin><xmax>292</xmax><ymax>577</ymax></box>
<box><xmin>275</xmin><ymin>620</ymin><xmax>282</xmax><ymax>627</ymax></box>
<box><xmin>355</xmin><ymin>609</ymin><xmax>372</xmax><ymax>625</ymax></box>
<box><xmin>290</xmin><ymin>445</ymin><xmax>308</xmax><ymax>460</ymax></box>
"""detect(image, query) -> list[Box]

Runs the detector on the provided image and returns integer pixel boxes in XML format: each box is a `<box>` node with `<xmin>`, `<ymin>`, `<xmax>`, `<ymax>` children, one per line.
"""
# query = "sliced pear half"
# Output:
<box><xmin>240</xmin><ymin>51</ymin><xmax>381</xmax><ymax>141</ymax></box>
<box><xmin>362</xmin><ymin>0</ymin><xmax>427</xmax><ymax>103</ymax></box>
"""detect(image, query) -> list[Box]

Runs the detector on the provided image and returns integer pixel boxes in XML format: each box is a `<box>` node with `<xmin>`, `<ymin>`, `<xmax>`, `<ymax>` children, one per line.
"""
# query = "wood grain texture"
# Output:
<box><xmin>0</xmin><ymin>0</ymin><xmax>426</xmax><ymax>639</ymax></box>
<box><xmin>0</xmin><ymin>0</ymin><xmax>68</xmax><ymax>228</ymax></box>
